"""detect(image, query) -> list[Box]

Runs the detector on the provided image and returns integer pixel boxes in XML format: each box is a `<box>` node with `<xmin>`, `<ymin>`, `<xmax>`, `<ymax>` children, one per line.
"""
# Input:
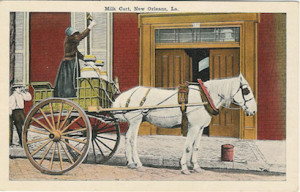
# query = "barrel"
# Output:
<box><xmin>221</xmin><ymin>144</ymin><xmax>234</xmax><ymax>161</ymax></box>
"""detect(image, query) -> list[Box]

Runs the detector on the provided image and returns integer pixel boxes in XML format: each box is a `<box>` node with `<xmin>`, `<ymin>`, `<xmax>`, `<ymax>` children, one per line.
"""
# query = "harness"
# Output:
<box><xmin>197</xmin><ymin>79</ymin><xmax>219</xmax><ymax>116</ymax></box>
<box><xmin>123</xmin><ymin>80</ymin><xmax>253</xmax><ymax>136</ymax></box>
<box><xmin>178</xmin><ymin>82</ymin><xmax>189</xmax><ymax>136</ymax></box>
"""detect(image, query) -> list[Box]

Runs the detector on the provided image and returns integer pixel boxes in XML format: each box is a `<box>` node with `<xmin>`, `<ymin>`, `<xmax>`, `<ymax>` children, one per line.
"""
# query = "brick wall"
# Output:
<box><xmin>113</xmin><ymin>13</ymin><xmax>139</xmax><ymax>92</ymax></box>
<box><xmin>257</xmin><ymin>13</ymin><xmax>286</xmax><ymax>140</ymax></box>
<box><xmin>25</xmin><ymin>12</ymin><xmax>70</xmax><ymax>113</ymax></box>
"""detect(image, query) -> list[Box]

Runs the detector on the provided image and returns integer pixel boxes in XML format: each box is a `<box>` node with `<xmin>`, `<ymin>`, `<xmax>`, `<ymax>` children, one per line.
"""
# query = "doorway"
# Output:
<box><xmin>139</xmin><ymin>13</ymin><xmax>259</xmax><ymax>139</ymax></box>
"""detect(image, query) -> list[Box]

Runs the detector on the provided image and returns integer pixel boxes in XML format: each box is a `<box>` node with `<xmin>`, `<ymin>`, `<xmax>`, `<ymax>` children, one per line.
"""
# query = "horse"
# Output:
<box><xmin>112</xmin><ymin>73</ymin><xmax>257</xmax><ymax>174</ymax></box>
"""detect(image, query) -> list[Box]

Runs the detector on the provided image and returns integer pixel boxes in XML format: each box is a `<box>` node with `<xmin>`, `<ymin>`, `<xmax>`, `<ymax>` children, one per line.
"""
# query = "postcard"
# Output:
<box><xmin>0</xmin><ymin>1</ymin><xmax>298</xmax><ymax>191</ymax></box>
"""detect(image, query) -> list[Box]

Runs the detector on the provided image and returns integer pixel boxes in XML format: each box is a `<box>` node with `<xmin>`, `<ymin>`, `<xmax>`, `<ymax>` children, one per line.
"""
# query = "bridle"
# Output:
<box><xmin>231</xmin><ymin>83</ymin><xmax>254</xmax><ymax>109</ymax></box>
<box><xmin>219</xmin><ymin>82</ymin><xmax>254</xmax><ymax>110</ymax></box>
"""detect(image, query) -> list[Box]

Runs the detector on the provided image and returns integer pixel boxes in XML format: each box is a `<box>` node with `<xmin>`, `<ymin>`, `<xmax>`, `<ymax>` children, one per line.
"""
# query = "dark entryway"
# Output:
<box><xmin>186</xmin><ymin>49</ymin><xmax>210</xmax><ymax>135</ymax></box>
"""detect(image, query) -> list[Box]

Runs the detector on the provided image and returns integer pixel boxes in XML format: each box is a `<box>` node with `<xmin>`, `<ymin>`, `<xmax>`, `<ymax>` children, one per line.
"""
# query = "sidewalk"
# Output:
<box><xmin>9</xmin><ymin>132</ymin><xmax>286</xmax><ymax>174</ymax></box>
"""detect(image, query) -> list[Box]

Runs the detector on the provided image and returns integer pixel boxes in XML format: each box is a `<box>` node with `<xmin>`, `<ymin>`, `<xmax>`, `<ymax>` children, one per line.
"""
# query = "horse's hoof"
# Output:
<box><xmin>137</xmin><ymin>167</ymin><xmax>145</xmax><ymax>172</ymax></box>
<box><xmin>193</xmin><ymin>167</ymin><xmax>204</xmax><ymax>173</ymax></box>
<box><xmin>127</xmin><ymin>163</ymin><xmax>136</xmax><ymax>169</ymax></box>
<box><xmin>181</xmin><ymin>169</ymin><xmax>191</xmax><ymax>175</ymax></box>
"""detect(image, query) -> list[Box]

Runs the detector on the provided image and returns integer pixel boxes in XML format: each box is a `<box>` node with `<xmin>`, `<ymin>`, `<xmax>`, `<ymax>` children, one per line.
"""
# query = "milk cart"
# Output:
<box><xmin>23</xmin><ymin>77</ymin><xmax>121</xmax><ymax>175</ymax></box>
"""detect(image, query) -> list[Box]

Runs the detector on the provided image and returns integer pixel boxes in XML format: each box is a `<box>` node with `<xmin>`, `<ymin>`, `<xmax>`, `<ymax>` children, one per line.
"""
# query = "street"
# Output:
<box><xmin>10</xmin><ymin>158</ymin><xmax>285</xmax><ymax>181</ymax></box>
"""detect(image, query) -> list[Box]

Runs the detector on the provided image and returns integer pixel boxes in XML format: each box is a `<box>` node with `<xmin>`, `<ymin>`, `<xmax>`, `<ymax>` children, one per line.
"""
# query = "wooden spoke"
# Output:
<box><xmin>97</xmin><ymin>129</ymin><xmax>117</xmax><ymax>134</ymax></box>
<box><xmin>92</xmin><ymin>118</ymin><xmax>102</xmax><ymax>128</ymax></box>
<box><xmin>59</xmin><ymin>107</ymin><xmax>74</xmax><ymax>131</ymax></box>
<box><xmin>75</xmin><ymin>121</ymin><xmax>84</xmax><ymax>128</ymax></box>
<box><xmin>97</xmin><ymin>135</ymin><xmax>117</xmax><ymax>142</ymax></box>
<box><xmin>56</xmin><ymin>103</ymin><xmax>63</xmax><ymax>130</ymax></box>
<box><xmin>39</xmin><ymin>108</ymin><xmax>55</xmax><ymax>130</ymax></box>
<box><xmin>59</xmin><ymin>142</ymin><xmax>74</xmax><ymax>164</ymax></box>
<box><xmin>23</xmin><ymin>98</ymin><xmax>92</xmax><ymax>174</ymax></box>
<box><xmin>61</xmin><ymin>140</ymin><xmax>83</xmax><ymax>156</ymax></box>
<box><xmin>61</xmin><ymin>128</ymin><xmax>87</xmax><ymax>136</ymax></box>
<box><xmin>39</xmin><ymin>141</ymin><xmax>54</xmax><ymax>165</ymax></box>
<box><xmin>31</xmin><ymin>117</ymin><xmax>52</xmax><ymax>133</ymax></box>
<box><xmin>61</xmin><ymin>116</ymin><xmax>82</xmax><ymax>133</ymax></box>
<box><xmin>71</xmin><ymin>138</ymin><xmax>87</xmax><ymax>152</ymax></box>
<box><xmin>28</xmin><ymin>129</ymin><xmax>49</xmax><ymax>135</ymax></box>
<box><xmin>49</xmin><ymin>143</ymin><xmax>56</xmax><ymax>170</ymax></box>
<box><xmin>61</xmin><ymin>136</ymin><xmax>87</xmax><ymax>144</ymax></box>
<box><xmin>92</xmin><ymin>140</ymin><xmax>97</xmax><ymax>162</ymax></box>
<box><xmin>95</xmin><ymin>137</ymin><xmax>113</xmax><ymax>151</ymax></box>
<box><xmin>30</xmin><ymin>139</ymin><xmax>52</xmax><ymax>156</ymax></box>
<box><xmin>49</xmin><ymin>103</ymin><xmax>56</xmax><ymax>129</ymax></box>
<box><xmin>94</xmin><ymin>138</ymin><xmax>105</xmax><ymax>157</ymax></box>
<box><xmin>98</xmin><ymin>124</ymin><xmax>116</xmax><ymax>132</ymax></box>
<box><xmin>97</xmin><ymin>123</ymin><xmax>111</xmax><ymax>131</ymax></box>
<box><xmin>57</xmin><ymin>143</ymin><xmax>63</xmax><ymax>170</ymax></box>
<box><xmin>27</xmin><ymin>137</ymin><xmax>50</xmax><ymax>144</ymax></box>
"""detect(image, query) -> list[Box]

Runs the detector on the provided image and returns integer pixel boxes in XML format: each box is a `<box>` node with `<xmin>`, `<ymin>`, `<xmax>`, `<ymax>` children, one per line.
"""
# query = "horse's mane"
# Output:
<box><xmin>205</xmin><ymin>77</ymin><xmax>239</xmax><ymax>107</ymax></box>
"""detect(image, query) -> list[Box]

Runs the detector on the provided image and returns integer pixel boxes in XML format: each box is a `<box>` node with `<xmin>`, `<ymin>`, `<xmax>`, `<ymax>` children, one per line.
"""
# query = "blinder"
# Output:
<box><xmin>242</xmin><ymin>87</ymin><xmax>250</xmax><ymax>96</ymax></box>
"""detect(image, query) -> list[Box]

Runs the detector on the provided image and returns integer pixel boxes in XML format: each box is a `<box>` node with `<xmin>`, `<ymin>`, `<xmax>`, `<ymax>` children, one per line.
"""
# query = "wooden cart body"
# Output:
<box><xmin>31</xmin><ymin>77</ymin><xmax>115</xmax><ymax>111</ymax></box>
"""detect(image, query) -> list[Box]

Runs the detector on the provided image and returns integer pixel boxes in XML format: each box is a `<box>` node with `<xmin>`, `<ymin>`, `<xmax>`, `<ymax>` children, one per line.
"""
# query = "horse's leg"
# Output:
<box><xmin>191</xmin><ymin>127</ymin><xmax>205</xmax><ymax>173</ymax></box>
<box><xmin>125</xmin><ymin>122</ymin><xmax>135</xmax><ymax>169</ymax></box>
<box><xmin>131</xmin><ymin>118</ymin><xmax>144</xmax><ymax>171</ymax></box>
<box><xmin>126</xmin><ymin>114</ymin><xmax>143</xmax><ymax>169</ymax></box>
<box><xmin>180</xmin><ymin>125</ymin><xmax>200</xmax><ymax>175</ymax></box>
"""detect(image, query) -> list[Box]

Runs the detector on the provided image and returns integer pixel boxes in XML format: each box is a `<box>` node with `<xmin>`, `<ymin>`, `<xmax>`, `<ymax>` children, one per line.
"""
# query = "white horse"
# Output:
<box><xmin>112</xmin><ymin>74</ymin><xmax>257</xmax><ymax>174</ymax></box>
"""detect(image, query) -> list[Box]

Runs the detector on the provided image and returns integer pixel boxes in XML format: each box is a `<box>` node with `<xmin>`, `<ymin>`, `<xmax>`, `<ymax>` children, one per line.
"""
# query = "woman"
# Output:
<box><xmin>54</xmin><ymin>20</ymin><xmax>96</xmax><ymax>98</ymax></box>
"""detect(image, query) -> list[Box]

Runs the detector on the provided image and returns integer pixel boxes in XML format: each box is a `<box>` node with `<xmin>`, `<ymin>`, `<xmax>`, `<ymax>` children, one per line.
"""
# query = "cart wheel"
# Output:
<box><xmin>86</xmin><ymin>113</ymin><xmax>120</xmax><ymax>164</ymax></box>
<box><xmin>23</xmin><ymin>98</ymin><xmax>91</xmax><ymax>175</ymax></box>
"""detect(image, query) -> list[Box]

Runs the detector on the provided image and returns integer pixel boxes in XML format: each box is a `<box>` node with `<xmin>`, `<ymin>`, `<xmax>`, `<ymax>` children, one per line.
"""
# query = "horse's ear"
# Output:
<box><xmin>239</xmin><ymin>73</ymin><xmax>244</xmax><ymax>81</ymax></box>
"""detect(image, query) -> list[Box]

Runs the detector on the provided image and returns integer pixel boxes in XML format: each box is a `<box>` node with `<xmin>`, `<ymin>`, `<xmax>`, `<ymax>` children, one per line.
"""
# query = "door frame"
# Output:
<box><xmin>138</xmin><ymin>13</ymin><xmax>259</xmax><ymax>139</ymax></box>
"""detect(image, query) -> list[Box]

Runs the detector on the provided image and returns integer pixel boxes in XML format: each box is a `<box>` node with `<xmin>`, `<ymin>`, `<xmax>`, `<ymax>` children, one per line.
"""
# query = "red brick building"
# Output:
<box><xmin>12</xmin><ymin>12</ymin><xmax>286</xmax><ymax>140</ymax></box>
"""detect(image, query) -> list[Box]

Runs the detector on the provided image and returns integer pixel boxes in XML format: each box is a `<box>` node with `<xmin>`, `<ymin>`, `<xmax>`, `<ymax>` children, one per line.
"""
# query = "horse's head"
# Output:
<box><xmin>231</xmin><ymin>74</ymin><xmax>257</xmax><ymax>116</ymax></box>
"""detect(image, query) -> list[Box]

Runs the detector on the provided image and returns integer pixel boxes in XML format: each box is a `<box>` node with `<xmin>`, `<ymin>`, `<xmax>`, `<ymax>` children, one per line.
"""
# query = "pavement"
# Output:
<box><xmin>9</xmin><ymin>129</ymin><xmax>286</xmax><ymax>174</ymax></box>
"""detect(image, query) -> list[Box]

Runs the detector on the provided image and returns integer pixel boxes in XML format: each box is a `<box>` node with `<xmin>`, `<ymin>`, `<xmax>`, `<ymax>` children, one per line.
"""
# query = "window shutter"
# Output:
<box><xmin>71</xmin><ymin>12</ymin><xmax>86</xmax><ymax>55</ymax></box>
<box><xmin>91</xmin><ymin>13</ymin><xmax>107</xmax><ymax>71</ymax></box>
<box><xmin>14</xmin><ymin>12</ymin><xmax>28</xmax><ymax>85</ymax></box>
<box><xmin>71</xmin><ymin>12</ymin><xmax>112</xmax><ymax>80</ymax></box>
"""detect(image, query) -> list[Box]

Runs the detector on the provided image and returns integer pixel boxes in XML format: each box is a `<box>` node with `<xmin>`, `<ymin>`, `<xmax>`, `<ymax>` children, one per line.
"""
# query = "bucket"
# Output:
<box><xmin>221</xmin><ymin>144</ymin><xmax>234</xmax><ymax>161</ymax></box>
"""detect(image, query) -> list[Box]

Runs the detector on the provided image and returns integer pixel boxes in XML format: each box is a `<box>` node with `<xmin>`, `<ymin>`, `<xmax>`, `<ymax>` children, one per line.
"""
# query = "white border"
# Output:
<box><xmin>0</xmin><ymin>1</ymin><xmax>298</xmax><ymax>191</ymax></box>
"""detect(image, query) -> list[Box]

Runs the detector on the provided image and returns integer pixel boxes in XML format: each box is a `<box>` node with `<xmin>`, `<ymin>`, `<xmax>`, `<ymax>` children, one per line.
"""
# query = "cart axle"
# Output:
<box><xmin>49</xmin><ymin>131</ymin><xmax>61</xmax><ymax>142</ymax></box>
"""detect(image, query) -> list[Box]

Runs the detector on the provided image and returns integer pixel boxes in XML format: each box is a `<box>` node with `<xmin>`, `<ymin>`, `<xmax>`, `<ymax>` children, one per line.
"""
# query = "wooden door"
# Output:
<box><xmin>209</xmin><ymin>49</ymin><xmax>240</xmax><ymax>137</ymax></box>
<box><xmin>155</xmin><ymin>49</ymin><xmax>191</xmax><ymax>88</ymax></box>
<box><xmin>144</xmin><ymin>49</ymin><xmax>191</xmax><ymax>135</ymax></box>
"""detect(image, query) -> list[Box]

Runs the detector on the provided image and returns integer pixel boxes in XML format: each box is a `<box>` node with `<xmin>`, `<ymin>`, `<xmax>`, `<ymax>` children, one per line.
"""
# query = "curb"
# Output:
<box><xmin>10</xmin><ymin>147</ymin><xmax>285</xmax><ymax>174</ymax></box>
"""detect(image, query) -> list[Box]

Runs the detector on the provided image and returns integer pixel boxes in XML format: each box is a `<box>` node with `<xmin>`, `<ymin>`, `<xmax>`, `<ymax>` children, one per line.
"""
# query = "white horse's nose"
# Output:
<box><xmin>245</xmin><ymin>111</ymin><xmax>256</xmax><ymax>116</ymax></box>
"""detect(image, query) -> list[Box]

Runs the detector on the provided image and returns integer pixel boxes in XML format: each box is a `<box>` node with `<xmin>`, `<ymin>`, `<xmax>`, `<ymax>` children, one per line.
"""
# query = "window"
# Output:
<box><xmin>14</xmin><ymin>12</ymin><xmax>29</xmax><ymax>85</ymax></box>
<box><xmin>155</xmin><ymin>27</ymin><xmax>240</xmax><ymax>43</ymax></box>
<box><xmin>71</xmin><ymin>12</ymin><xmax>113</xmax><ymax>81</ymax></box>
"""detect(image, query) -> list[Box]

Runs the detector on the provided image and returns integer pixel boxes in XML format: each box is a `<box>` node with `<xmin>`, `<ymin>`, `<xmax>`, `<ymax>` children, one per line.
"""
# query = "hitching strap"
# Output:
<box><xmin>139</xmin><ymin>88</ymin><xmax>151</xmax><ymax>106</ymax></box>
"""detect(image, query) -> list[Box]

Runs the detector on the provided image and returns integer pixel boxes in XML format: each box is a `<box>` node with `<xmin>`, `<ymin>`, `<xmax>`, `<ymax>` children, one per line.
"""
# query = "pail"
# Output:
<box><xmin>80</xmin><ymin>67</ymin><xmax>101</xmax><ymax>78</ymax></box>
<box><xmin>221</xmin><ymin>144</ymin><xmax>234</xmax><ymax>161</ymax></box>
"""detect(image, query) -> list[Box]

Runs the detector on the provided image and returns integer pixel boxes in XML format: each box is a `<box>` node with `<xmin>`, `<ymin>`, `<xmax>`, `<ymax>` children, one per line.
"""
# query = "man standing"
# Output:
<box><xmin>9</xmin><ymin>85</ymin><xmax>32</xmax><ymax>147</ymax></box>
<box><xmin>53</xmin><ymin>20</ymin><xmax>96</xmax><ymax>98</ymax></box>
